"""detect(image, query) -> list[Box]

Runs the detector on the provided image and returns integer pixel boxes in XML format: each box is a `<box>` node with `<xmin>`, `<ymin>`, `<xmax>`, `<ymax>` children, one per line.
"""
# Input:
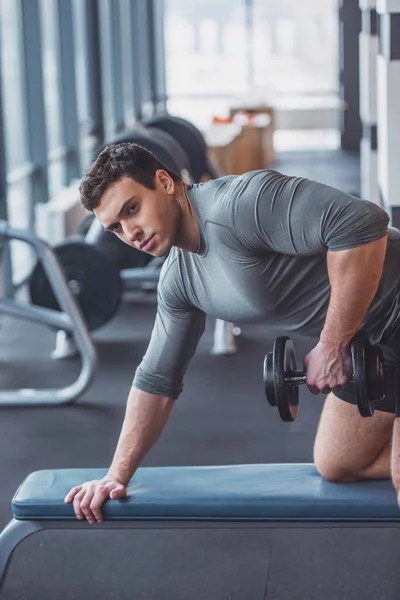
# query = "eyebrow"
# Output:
<box><xmin>104</xmin><ymin>196</ymin><xmax>137</xmax><ymax>231</ymax></box>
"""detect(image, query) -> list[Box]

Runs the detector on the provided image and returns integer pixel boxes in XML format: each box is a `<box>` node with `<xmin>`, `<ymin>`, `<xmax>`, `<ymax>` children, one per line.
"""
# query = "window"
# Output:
<box><xmin>0</xmin><ymin>0</ymin><xmax>34</xmax><ymax>281</ymax></box>
<box><xmin>72</xmin><ymin>0</ymin><xmax>103</xmax><ymax>171</ymax></box>
<box><xmin>252</xmin><ymin>0</ymin><xmax>339</xmax><ymax>101</ymax></box>
<box><xmin>0</xmin><ymin>1</ymin><xmax>26</xmax><ymax>174</ymax></box>
<box><xmin>164</xmin><ymin>0</ymin><xmax>247</xmax><ymax>127</ymax></box>
<box><xmin>164</xmin><ymin>0</ymin><xmax>340</xmax><ymax>147</ymax></box>
<box><xmin>40</xmin><ymin>0</ymin><xmax>64</xmax><ymax>196</ymax></box>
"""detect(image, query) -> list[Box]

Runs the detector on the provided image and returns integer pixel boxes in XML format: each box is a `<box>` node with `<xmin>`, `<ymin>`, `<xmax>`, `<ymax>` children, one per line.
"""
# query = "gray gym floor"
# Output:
<box><xmin>1</xmin><ymin>149</ymin><xmax>400</xmax><ymax>600</ymax></box>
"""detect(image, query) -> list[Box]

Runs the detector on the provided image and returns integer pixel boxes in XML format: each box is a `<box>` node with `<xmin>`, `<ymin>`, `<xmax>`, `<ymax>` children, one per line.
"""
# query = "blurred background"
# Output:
<box><xmin>2</xmin><ymin>2</ymin><xmax>400</xmax><ymax>598</ymax></box>
<box><xmin>165</xmin><ymin>0</ymin><xmax>340</xmax><ymax>141</ymax></box>
<box><xmin>0</xmin><ymin>0</ymin><xmax>364</xmax><ymax>285</ymax></box>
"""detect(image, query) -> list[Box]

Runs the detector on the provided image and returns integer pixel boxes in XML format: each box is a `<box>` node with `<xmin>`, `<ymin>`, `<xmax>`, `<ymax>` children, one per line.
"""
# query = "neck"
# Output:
<box><xmin>174</xmin><ymin>181</ymin><xmax>200</xmax><ymax>253</ymax></box>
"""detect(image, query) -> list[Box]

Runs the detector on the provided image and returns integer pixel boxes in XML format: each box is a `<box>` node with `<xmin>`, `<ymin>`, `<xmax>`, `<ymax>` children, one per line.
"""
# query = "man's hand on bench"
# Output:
<box><xmin>64</xmin><ymin>476</ymin><xmax>127</xmax><ymax>524</ymax></box>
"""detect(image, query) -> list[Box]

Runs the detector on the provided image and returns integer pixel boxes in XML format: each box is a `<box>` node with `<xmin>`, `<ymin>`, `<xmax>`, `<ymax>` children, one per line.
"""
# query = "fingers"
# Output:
<box><xmin>321</xmin><ymin>386</ymin><xmax>333</xmax><ymax>395</ymax></box>
<box><xmin>90</xmin><ymin>482</ymin><xmax>122</xmax><ymax>522</ymax></box>
<box><xmin>303</xmin><ymin>341</ymin><xmax>352</xmax><ymax>396</ymax></box>
<box><xmin>307</xmin><ymin>382</ymin><xmax>338</xmax><ymax>395</ymax></box>
<box><xmin>73</xmin><ymin>488</ymin><xmax>86</xmax><ymax>521</ymax></box>
<box><xmin>109</xmin><ymin>484</ymin><xmax>126</xmax><ymax>499</ymax></box>
<box><xmin>64</xmin><ymin>485</ymin><xmax>83</xmax><ymax>504</ymax></box>
<box><xmin>306</xmin><ymin>376</ymin><xmax>328</xmax><ymax>395</ymax></box>
<box><xmin>306</xmin><ymin>379</ymin><xmax>348</xmax><ymax>395</ymax></box>
<box><xmin>80</xmin><ymin>485</ymin><xmax>99</xmax><ymax>524</ymax></box>
<box><xmin>331</xmin><ymin>385</ymin><xmax>344</xmax><ymax>393</ymax></box>
<box><xmin>64</xmin><ymin>481</ymin><xmax>126</xmax><ymax>524</ymax></box>
<box><xmin>307</xmin><ymin>383</ymin><xmax>321</xmax><ymax>395</ymax></box>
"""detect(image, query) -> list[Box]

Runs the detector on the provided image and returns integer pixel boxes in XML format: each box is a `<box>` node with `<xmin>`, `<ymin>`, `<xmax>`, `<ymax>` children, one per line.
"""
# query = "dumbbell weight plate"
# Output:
<box><xmin>351</xmin><ymin>333</ymin><xmax>372</xmax><ymax>417</ymax></box>
<box><xmin>264</xmin><ymin>352</ymin><xmax>276</xmax><ymax>406</ymax></box>
<box><xmin>264</xmin><ymin>337</ymin><xmax>299</xmax><ymax>422</ymax></box>
<box><xmin>366</xmin><ymin>340</ymin><xmax>386</xmax><ymax>404</ymax></box>
<box><xmin>351</xmin><ymin>331</ymin><xmax>385</xmax><ymax>417</ymax></box>
<box><xmin>29</xmin><ymin>240</ymin><xmax>122</xmax><ymax>331</ymax></box>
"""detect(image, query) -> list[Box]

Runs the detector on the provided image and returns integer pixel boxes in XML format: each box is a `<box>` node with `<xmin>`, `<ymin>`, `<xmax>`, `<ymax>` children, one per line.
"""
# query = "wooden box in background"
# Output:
<box><xmin>204</xmin><ymin>123</ymin><xmax>240</xmax><ymax>175</ymax></box>
<box><xmin>205</xmin><ymin>105</ymin><xmax>276</xmax><ymax>177</ymax></box>
<box><xmin>230</xmin><ymin>105</ymin><xmax>276</xmax><ymax>167</ymax></box>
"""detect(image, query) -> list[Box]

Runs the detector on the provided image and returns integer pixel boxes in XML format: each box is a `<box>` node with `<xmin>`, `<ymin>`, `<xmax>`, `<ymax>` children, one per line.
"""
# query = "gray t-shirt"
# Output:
<box><xmin>133</xmin><ymin>169</ymin><xmax>399</xmax><ymax>399</ymax></box>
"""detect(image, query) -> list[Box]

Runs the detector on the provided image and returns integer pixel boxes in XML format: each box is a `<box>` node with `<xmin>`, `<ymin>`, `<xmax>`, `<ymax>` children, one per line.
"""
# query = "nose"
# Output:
<box><xmin>123</xmin><ymin>223</ymin><xmax>141</xmax><ymax>246</ymax></box>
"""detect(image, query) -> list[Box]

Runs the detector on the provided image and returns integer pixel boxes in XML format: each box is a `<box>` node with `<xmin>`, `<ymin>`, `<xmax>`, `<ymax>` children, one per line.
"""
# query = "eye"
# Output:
<box><xmin>127</xmin><ymin>203</ymin><xmax>137</xmax><ymax>214</ymax></box>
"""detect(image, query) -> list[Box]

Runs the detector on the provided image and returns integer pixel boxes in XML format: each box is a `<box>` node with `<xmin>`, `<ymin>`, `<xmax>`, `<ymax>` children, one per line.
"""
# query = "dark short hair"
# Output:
<box><xmin>80</xmin><ymin>142</ymin><xmax>181</xmax><ymax>211</ymax></box>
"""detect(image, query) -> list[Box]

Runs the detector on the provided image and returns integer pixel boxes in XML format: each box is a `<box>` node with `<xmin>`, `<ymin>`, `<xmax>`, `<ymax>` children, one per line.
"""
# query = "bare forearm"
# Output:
<box><xmin>107</xmin><ymin>387</ymin><xmax>174</xmax><ymax>485</ymax></box>
<box><xmin>321</xmin><ymin>236</ymin><xmax>387</xmax><ymax>346</ymax></box>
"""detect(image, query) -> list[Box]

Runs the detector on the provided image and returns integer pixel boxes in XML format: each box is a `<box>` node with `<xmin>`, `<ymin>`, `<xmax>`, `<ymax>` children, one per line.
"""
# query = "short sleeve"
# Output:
<box><xmin>233</xmin><ymin>170</ymin><xmax>389</xmax><ymax>255</ymax></box>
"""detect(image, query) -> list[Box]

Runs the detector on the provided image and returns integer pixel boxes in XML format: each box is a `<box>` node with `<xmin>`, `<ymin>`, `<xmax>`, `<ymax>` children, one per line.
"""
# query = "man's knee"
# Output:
<box><xmin>313</xmin><ymin>394</ymin><xmax>393</xmax><ymax>483</ymax></box>
<box><xmin>313</xmin><ymin>449</ymin><xmax>360</xmax><ymax>483</ymax></box>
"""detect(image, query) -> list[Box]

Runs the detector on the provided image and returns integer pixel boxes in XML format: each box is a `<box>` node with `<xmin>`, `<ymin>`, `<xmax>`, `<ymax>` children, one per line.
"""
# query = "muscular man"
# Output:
<box><xmin>65</xmin><ymin>142</ymin><xmax>400</xmax><ymax>524</ymax></box>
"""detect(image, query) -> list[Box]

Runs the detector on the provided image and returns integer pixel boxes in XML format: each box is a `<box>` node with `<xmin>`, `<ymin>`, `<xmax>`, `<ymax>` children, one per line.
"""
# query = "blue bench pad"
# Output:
<box><xmin>12</xmin><ymin>464</ymin><xmax>400</xmax><ymax>522</ymax></box>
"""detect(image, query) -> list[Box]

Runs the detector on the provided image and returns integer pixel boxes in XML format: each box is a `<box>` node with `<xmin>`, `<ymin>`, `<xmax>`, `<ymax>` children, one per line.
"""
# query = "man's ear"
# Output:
<box><xmin>155</xmin><ymin>169</ymin><xmax>175</xmax><ymax>194</ymax></box>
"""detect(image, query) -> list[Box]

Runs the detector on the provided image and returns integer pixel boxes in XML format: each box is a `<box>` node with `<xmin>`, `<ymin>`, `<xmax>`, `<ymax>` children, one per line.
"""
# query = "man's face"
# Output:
<box><xmin>94</xmin><ymin>172</ymin><xmax>181</xmax><ymax>257</ymax></box>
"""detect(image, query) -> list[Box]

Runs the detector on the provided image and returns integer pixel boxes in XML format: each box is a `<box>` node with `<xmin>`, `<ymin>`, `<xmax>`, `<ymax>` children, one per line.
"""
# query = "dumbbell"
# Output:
<box><xmin>263</xmin><ymin>331</ymin><xmax>386</xmax><ymax>421</ymax></box>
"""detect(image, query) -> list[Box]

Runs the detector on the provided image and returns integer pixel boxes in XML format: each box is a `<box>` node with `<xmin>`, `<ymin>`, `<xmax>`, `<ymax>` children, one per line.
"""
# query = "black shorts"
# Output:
<box><xmin>333</xmin><ymin>338</ymin><xmax>400</xmax><ymax>415</ymax></box>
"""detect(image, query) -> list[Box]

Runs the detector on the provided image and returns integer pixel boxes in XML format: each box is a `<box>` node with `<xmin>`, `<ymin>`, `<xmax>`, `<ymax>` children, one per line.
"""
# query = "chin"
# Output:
<box><xmin>155</xmin><ymin>240</ymin><xmax>172</xmax><ymax>258</ymax></box>
<box><xmin>154</xmin><ymin>247</ymin><xmax>169</xmax><ymax>258</ymax></box>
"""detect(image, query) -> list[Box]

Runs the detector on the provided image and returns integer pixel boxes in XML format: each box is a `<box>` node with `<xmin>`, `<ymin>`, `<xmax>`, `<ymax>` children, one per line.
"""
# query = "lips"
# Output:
<box><xmin>140</xmin><ymin>234</ymin><xmax>155</xmax><ymax>251</ymax></box>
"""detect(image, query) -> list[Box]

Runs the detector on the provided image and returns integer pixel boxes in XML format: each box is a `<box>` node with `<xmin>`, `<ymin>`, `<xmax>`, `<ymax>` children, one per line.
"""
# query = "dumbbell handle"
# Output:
<box><xmin>285</xmin><ymin>371</ymin><xmax>354</xmax><ymax>386</ymax></box>
<box><xmin>284</xmin><ymin>371</ymin><xmax>307</xmax><ymax>385</ymax></box>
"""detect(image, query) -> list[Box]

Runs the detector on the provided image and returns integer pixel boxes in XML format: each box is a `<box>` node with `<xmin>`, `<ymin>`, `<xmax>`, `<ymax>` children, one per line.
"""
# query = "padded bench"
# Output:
<box><xmin>1</xmin><ymin>463</ymin><xmax>399</xmax><ymax>588</ymax></box>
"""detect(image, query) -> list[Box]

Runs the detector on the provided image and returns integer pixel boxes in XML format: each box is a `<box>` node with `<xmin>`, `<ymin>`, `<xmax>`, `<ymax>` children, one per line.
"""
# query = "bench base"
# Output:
<box><xmin>1</xmin><ymin>516</ymin><xmax>400</xmax><ymax>591</ymax></box>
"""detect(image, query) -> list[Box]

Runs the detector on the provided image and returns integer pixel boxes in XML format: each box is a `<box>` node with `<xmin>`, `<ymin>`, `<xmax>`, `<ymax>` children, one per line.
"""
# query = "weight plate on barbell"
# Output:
<box><xmin>103</xmin><ymin>128</ymin><xmax>183</xmax><ymax>178</ymax></box>
<box><xmin>29</xmin><ymin>240</ymin><xmax>122</xmax><ymax>331</ymax></box>
<box><xmin>144</xmin><ymin>114</ymin><xmax>209</xmax><ymax>182</ymax></box>
<box><xmin>145</xmin><ymin>126</ymin><xmax>193</xmax><ymax>180</ymax></box>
